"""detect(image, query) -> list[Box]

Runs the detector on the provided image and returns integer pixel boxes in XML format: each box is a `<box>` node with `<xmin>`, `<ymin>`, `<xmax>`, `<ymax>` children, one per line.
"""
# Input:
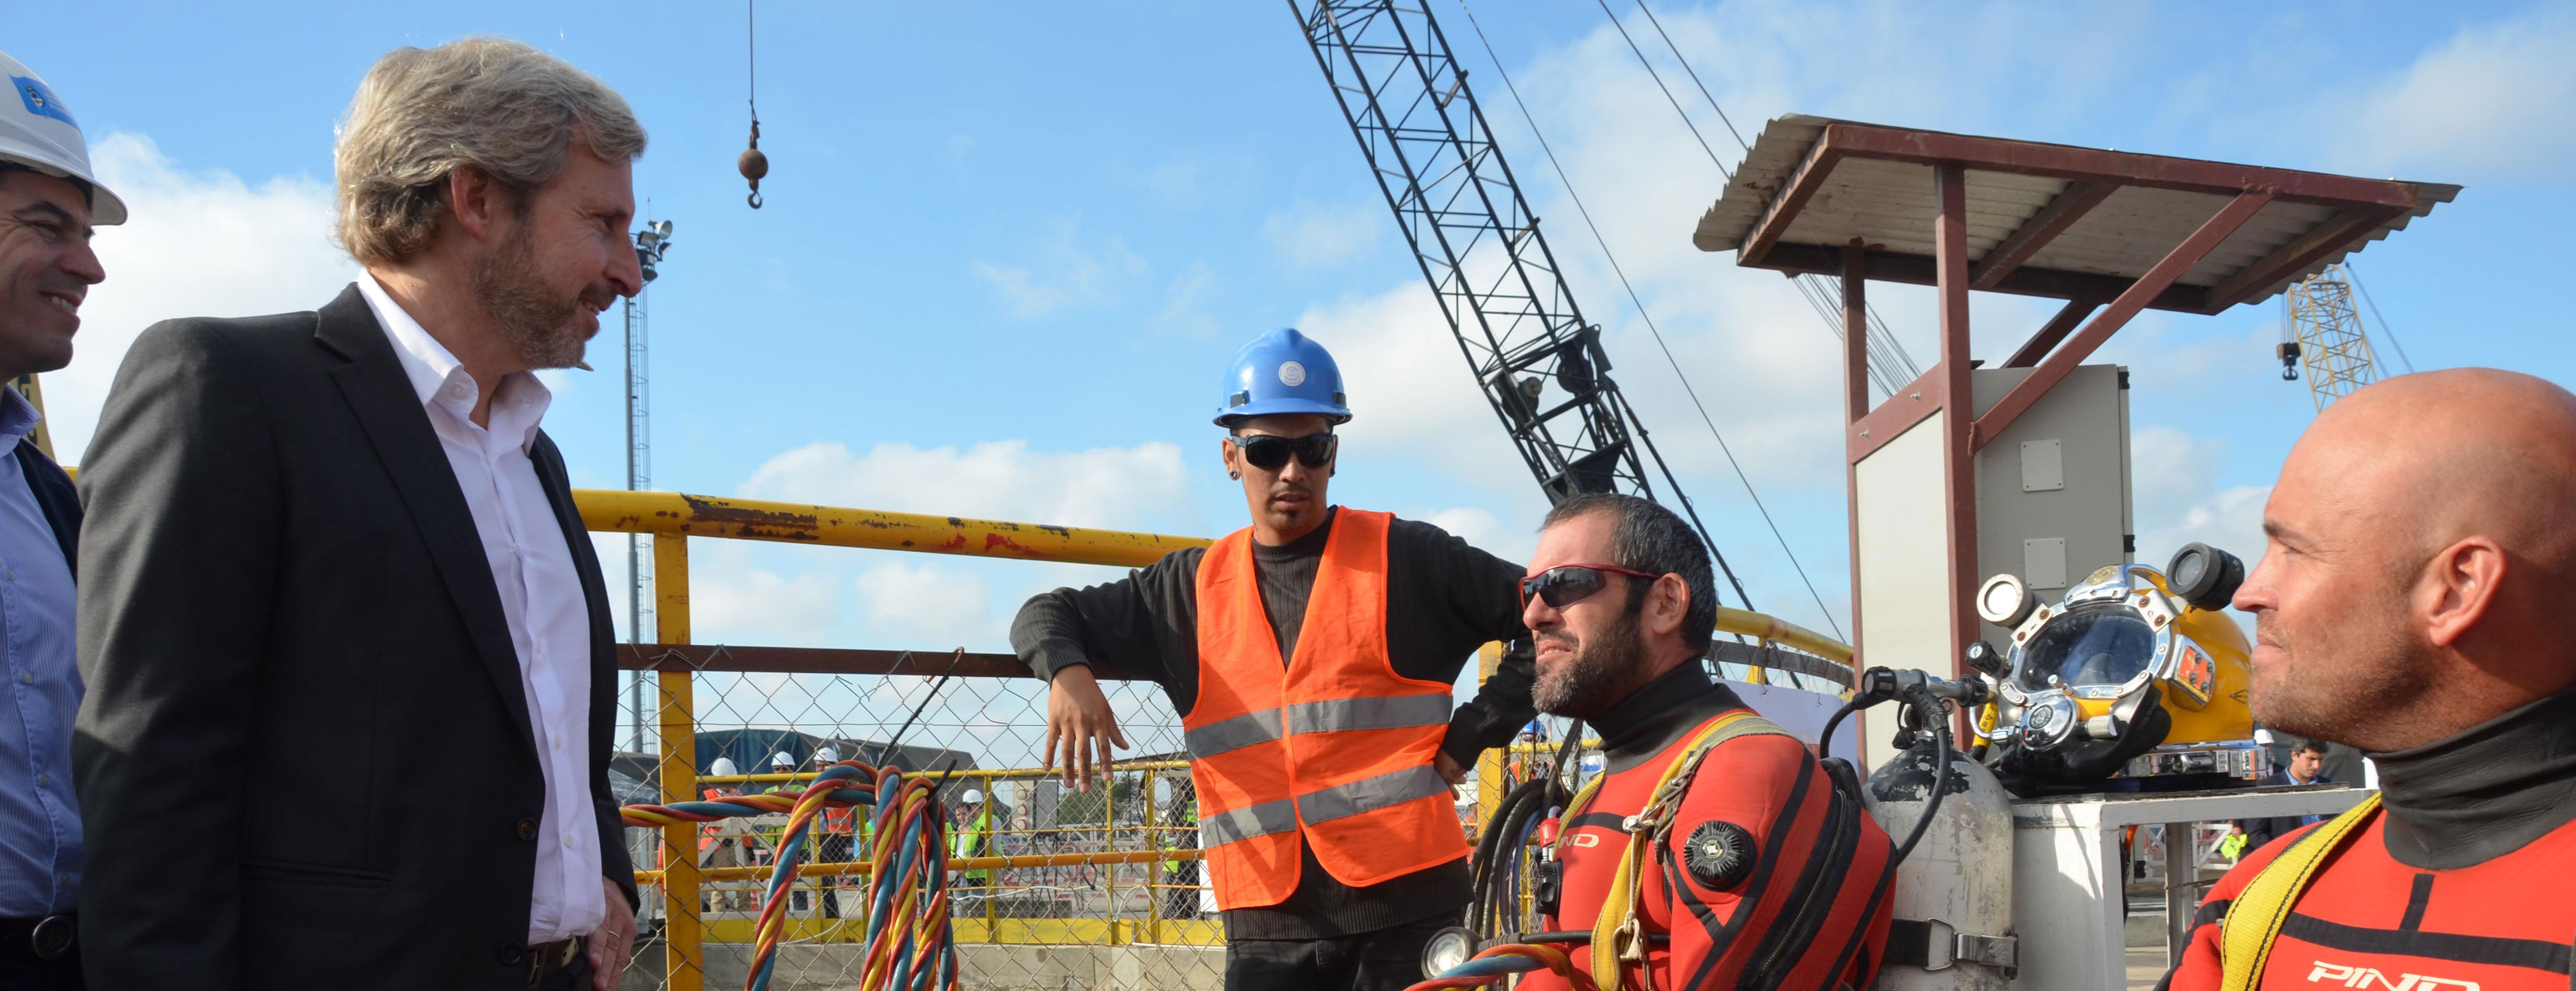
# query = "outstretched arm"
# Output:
<box><xmin>1011</xmin><ymin>548</ymin><xmax>1203</xmax><ymax>790</ymax></box>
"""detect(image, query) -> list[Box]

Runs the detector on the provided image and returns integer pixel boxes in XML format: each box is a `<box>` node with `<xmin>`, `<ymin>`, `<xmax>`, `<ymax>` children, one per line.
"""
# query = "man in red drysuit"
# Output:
<box><xmin>1515</xmin><ymin>493</ymin><xmax>1891</xmax><ymax>991</ymax></box>
<box><xmin>2161</xmin><ymin>368</ymin><xmax>2576</xmax><ymax>990</ymax></box>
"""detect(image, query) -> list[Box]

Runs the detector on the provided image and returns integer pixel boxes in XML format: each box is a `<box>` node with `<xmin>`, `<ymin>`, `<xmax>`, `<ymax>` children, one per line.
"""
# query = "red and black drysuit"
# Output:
<box><xmin>2161</xmin><ymin>684</ymin><xmax>2576</xmax><ymax>990</ymax></box>
<box><xmin>1520</xmin><ymin>663</ymin><xmax>1894</xmax><ymax>991</ymax></box>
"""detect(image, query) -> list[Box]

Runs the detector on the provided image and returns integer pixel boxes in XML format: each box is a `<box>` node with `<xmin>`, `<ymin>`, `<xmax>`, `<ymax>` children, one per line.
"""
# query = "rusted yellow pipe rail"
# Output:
<box><xmin>574</xmin><ymin>489</ymin><xmax>1207</xmax><ymax>569</ymax></box>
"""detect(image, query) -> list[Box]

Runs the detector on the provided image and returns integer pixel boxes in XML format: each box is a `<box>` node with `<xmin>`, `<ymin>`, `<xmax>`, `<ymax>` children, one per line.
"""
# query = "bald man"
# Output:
<box><xmin>2161</xmin><ymin>368</ymin><xmax>2576</xmax><ymax>991</ymax></box>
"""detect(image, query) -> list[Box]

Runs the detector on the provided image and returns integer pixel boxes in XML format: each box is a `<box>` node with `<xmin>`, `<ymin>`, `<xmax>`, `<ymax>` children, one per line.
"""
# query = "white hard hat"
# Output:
<box><xmin>816</xmin><ymin>746</ymin><xmax>840</xmax><ymax>764</ymax></box>
<box><xmin>772</xmin><ymin>751</ymin><xmax>795</xmax><ymax>767</ymax></box>
<box><xmin>709</xmin><ymin>757</ymin><xmax>740</xmax><ymax>777</ymax></box>
<box><xmin>0</xmin><ymin>52</ymin><xmax>125</xmax><ymax>225</ymax></box>
<box><xmin>961</xmin><ymin>789</ymin><xmax>984</xmax><ymax>804</ymax></box>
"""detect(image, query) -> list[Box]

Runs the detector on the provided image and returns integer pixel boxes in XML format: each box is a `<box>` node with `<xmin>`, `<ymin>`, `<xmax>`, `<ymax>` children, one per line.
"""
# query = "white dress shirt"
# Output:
<box><xmin>358</xmin><ymin>275</ymin><xmax>603</xmax><ymax>943</ymax></box>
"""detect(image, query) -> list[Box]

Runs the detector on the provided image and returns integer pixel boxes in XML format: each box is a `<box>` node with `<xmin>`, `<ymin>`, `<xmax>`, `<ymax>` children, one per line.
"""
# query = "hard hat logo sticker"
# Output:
<box><xmin>12</xmin><ymin>76</ymin><xmax>76</xmax><ymax>128</ymax></box>
<box><xmin>1279</xmin><ymin>361</ymin><xmax>1307</xmax><ymax>387</ymax></box>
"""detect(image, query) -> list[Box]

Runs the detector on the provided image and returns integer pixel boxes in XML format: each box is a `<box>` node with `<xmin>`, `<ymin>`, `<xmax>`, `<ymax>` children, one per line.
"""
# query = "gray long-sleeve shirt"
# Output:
<box><xmin>1011</xmin><ymin>506</ymin><xmax>1535</xmax><ymax>938</ymax></box>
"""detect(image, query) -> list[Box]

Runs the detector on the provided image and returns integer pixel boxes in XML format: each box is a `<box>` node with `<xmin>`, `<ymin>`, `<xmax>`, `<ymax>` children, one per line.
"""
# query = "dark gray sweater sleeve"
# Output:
<box><xmin>1383</xmin><ymin>520</ymin><xmax>1537</xmax><ymax>767</ymax></box>
<box><xmin>1010</xmin><ymin>547</ymin><xmax>1205</xmax><ymax>707</ymax></box>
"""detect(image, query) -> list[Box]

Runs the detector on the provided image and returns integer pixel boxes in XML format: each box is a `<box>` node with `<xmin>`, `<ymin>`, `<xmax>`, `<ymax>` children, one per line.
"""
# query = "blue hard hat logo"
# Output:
<box><xmin>1279</xmin><ymin>361</ymin><xmax>1307</xmax><ymax>387</ymax></box>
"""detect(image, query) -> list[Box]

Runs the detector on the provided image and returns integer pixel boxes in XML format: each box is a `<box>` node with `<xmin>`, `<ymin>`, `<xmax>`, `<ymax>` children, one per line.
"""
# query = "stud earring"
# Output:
<box><xmin>1228</xmin><ymin>471</ymin><xmax>1240</xmax><ymax>480</ymax></box>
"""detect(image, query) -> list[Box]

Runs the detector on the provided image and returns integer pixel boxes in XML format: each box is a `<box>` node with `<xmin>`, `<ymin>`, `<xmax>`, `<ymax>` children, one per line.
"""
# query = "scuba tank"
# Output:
<box><xmin>1819</xmin><ymin>665</ymin><xmax>2019</xmax><ymax>989</ymax></box>
<box><xmin>1864</xmin><ymin>726</ymin><xmax>2015</xmax><ymax>989</ymax></box>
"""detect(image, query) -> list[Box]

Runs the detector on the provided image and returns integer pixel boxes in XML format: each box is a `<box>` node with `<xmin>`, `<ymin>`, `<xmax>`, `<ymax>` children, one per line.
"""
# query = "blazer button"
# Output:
<box><xmin>497</xmin><ymin>941</ymin><xmax>526</xmax><ymax>965</ymax></box>
<box><xmin>516</xmin><ymin>818</ymin><xmax>538</xmax><ymax>843</ymax></box>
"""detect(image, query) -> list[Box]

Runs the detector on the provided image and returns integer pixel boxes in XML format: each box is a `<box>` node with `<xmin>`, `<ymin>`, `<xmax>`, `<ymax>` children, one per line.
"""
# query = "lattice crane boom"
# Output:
<box><xmin>1289</xmin><ymin>0</ymin><xmax>1752</xmax><ymax>607</ymax></box>
<box><xmin>2276</xmin><ymin>263</ymin><xmax>2382</xmax><ymax>412</ymax></box>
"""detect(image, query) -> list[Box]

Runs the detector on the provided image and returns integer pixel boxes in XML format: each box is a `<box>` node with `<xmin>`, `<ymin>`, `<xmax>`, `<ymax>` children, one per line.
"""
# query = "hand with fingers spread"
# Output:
<box><xmin>1044</xmin><ymin>664</ymin><xmax>1129</xmax><ymax>791</ymax></box>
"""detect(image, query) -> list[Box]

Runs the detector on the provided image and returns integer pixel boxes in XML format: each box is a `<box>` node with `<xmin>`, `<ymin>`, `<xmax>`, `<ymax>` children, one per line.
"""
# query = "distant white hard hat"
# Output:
<box><xmin>0</xmin><ymin>51</ymin><xmax>125</xmax><ymax>225</ymax></box>
<box><xmin>772</xmin><ymin>751</ymin><xmax>796</xmax><ymax>767</ymax></box>
<box><xmin>961</xmin><ymin>789</ymin><xmax>984</xmax><ymax>804</ymax></box>
<box><xmin>816</xmin><ymin>746</ymin><xmax>840</xmax><ymax>764</ymax></box>
<box><xmin>709</xmin><ymin>757</ymin><xmax>740</xmax><ymax>777</ymax></box>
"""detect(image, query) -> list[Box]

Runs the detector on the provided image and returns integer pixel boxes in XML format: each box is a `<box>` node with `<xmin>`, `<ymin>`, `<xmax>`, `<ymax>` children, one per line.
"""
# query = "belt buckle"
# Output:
<box><xmin>29</xmin><ymin>915</ymin><xmax>72</xmax><ymax>960</ymax></box>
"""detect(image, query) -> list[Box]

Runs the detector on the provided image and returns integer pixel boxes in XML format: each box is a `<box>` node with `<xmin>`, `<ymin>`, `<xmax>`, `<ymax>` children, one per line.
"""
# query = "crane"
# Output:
<box><xmin>2276</xmin><ymin>262</ymin><xmax>2414</xmax><ymax>411</ymax></box>
<box><xmin>1286</xmin><ymin>0</ymin><xmax>1757</xmax><ymax>607</ymax></box>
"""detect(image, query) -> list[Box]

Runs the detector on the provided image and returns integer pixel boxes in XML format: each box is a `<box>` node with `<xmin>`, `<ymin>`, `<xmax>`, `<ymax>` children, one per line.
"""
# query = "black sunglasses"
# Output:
<box><xmin>1230</xmin><ymin>432</ymin><xmax>1338</xmax><ymax>470</ymax></box>
<box><xmin>1519</xmin><ymin>563</ymin><xmax>1661</xmax><ymax>609</ymax></box>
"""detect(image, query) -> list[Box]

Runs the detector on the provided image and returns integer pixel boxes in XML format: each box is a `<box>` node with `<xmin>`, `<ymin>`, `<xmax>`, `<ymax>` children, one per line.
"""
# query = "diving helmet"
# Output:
<box><xmin>1972</xmin><ymin>543</ymin><xmax>2262</xmax><ymax>796</ymax></box>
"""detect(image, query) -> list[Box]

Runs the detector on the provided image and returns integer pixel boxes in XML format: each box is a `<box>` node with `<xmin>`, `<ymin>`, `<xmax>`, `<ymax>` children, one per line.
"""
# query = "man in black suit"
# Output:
<box><xmin>73</xmin><ymin>39</ymin><xmax>648</xmax><ymax>991</ymax></box>
<box><xmin>2238</xmin><ymin>737</ymin><xmax>2334</xmax><ymax>855</ymax></box>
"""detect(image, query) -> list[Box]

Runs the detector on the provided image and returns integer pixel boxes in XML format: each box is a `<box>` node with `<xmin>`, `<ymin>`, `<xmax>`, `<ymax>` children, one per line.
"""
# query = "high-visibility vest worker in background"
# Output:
<box><xmin>1013</xmin><ymin>328</ymin><xmax>1536</xmax><ymax>991</ymax></box>
<box><xmin>2161</xmin><ymin>370</ymin><xmax>2576</xmax><ymax>991</ymax></box>
<box><xmin>1514</xmin><ymin>494</ymin><xmax>1892</xmax><ymax>991</ymax></box>
<box><xmin>951</xmin><ymin>789</ymin><xmax>993</xmax><ymax>888</ymax></box>
<box><xmin>698</xmin><ymin>756</ymin><xmax>754</xmax><ymax>913</ymax></box>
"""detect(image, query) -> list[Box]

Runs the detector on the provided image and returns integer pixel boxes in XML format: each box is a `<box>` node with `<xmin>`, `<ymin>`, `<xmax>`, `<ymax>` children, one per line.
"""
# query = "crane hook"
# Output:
<box><xmin>740</xmin><ymin>119</ymin><xmax>768</xmax><ymax>209</ymax></box>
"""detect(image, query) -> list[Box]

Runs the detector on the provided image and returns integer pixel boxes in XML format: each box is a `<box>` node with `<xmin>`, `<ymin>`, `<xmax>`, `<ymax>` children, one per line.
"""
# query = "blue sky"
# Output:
<box><xmin>24</xmin><ymin>2</ymin><xmax>2576</xmax><ymax>751</ymax></box>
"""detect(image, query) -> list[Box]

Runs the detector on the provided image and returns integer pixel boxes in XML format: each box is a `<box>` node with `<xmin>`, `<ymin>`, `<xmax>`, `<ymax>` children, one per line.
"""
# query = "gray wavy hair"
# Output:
<box><xmin>334</xmin><ymin>38</ymin><xmax>647</xmax><ymax>265</ymax></box>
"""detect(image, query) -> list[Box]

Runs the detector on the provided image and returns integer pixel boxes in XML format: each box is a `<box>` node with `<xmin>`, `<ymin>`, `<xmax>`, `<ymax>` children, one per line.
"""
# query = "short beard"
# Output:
<box><xmin>1532</xmin><ymin>608</ymin><xmax>1647</xmax><ymax>719</ymax></box>
<box><xmin>468</xmin><ymin>224</ymin><xmax>589</xmax><ymax>370</ymax></box>
<box><xmin>2249</xmin><ymin>608</ymin><xmax>2435</xmax><ymax>750</ymax></box>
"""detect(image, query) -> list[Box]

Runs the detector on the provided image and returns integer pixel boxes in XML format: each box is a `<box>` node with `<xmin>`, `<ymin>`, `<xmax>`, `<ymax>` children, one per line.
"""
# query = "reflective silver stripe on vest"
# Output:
<box><xmin>1200</xmin><ymin>797</ymin><xmax>1300</xmax><ymax>846</ymax></box>
<box><xmin>1283</xmin><ymin>694</ymin><xmax>1451</xmax><ymax>736</ymax></box>
<box><xmin>1184</xmin><ymin>709</ymin><xmax>1284</xmax><ymax>760</ymax></box>
<box><xmin>1294</xmin><ymin>765</ymin><xmax>1451</xmax><ymax>825</ymax></box>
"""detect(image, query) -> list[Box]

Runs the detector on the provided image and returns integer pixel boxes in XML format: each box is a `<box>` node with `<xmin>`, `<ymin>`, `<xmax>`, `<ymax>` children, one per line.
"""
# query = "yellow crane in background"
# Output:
<box><xmin>2276</xmin><ymin>262</ymin><xmax>2414</xmax><ymax>411</ymax></box>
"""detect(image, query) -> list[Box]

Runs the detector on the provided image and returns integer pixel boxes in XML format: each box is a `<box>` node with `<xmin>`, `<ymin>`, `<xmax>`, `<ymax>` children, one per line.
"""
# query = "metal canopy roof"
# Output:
<box><xmin>1693</xmin><ymin>115</ymin><xmax>2459</xmax><ymax>314</ymax></box>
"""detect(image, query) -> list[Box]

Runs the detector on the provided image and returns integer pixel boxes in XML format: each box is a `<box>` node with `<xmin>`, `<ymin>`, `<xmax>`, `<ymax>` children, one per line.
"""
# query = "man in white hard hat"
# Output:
<box><xmin>0</xmin><ymin>50</ymin><xmax>119</xmax><ymax>990</ymax></box>
<box><xmin>697</xmin><ymin>757</ymin><xmax>751</xmax><ymax>912</ymax></box>
<box><xmin>952</xmin><ymin>789</ymin><xmax>993</xmax><ymax>894</ymax></box>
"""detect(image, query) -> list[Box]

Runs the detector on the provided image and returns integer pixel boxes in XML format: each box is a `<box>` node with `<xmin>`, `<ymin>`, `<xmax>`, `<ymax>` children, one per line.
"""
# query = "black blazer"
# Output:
<box><xmin>2240</xmin><ymin>769</ymin><xmax>2334</xmax><ymax>855</ymax></box>
<box><xmin>72</xmin><ymin>285</ymin><xmax>637</xmax><ymax>990</ymax></box>
<box><xmin>15</xmin><ymin>436</ymin><xmax>77</xmax><ymax>570</ymax></box>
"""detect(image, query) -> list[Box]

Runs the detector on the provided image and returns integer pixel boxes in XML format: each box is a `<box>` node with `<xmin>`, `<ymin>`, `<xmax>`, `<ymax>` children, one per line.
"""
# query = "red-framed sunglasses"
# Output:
<box><xmin>1519</xmin><ymin>563</ymin><xmax>1662</xmax><ymax>609</ymax></box>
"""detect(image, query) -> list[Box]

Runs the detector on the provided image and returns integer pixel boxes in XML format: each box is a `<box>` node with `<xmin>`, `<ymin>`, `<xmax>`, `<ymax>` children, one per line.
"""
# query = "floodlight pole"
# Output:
<box><xmin>625</xmin><ymin>220</ymin><xmax>672</xmax><ymax>754</ymax></box>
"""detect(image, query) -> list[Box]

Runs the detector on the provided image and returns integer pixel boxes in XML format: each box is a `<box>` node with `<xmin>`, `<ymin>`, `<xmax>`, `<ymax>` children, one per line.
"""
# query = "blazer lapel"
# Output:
<box><xmin>312</xmin><ymin>283</ymin><xmax>537</xmax><ymax>759</ymax></box>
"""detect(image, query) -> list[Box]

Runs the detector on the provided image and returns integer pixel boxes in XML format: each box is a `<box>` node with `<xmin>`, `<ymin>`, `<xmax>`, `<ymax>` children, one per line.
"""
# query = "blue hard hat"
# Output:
<box><xmin>1214</xmin><ymin>328</ymin><xmax>1352</xmax><ymax>427</ymax></box>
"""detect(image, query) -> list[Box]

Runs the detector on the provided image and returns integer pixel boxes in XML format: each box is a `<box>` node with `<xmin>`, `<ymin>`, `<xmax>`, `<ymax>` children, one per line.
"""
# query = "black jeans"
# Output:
<box><xmin>0</xmin><ymin>945</ymin><xmax>82</xmax><ymax>991</ymax></box>
<box><xmin>1223</xmin><ymin>916</ymin><xmax>1447</xmax><ymax>991</ymax></box>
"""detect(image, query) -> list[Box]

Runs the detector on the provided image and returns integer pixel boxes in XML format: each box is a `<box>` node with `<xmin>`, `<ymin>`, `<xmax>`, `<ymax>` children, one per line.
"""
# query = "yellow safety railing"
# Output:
<box><xmin>575</xmin><ymin>489</ymin><xmax>1855</xmax><ymax>991</ymax></box>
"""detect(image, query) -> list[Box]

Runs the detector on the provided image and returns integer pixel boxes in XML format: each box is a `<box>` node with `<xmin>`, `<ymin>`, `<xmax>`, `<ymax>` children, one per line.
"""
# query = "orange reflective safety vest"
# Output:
<box><xmin>1183</xmin><ymin>508</ymin><xmax>1468</xmax><ymax>911</ymax></box>
<box><xmin>699</xmin><ymin>787</ymin><xmax>734</xmax><ymax>852</ymax></box>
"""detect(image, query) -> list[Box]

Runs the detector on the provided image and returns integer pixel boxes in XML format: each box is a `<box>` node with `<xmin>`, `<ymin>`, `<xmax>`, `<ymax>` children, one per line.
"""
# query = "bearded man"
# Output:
<box><xmin>74</xmin><ymin>39</ymin><xmax>643</xmax><ymax>991</ymax></box>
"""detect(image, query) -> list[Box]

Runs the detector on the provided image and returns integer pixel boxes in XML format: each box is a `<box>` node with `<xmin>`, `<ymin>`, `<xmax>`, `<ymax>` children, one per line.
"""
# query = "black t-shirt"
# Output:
<box><xmin>1011</xmin><ymin>506</ymin><xmax>1536</xmax><ymax>938</ymax></box>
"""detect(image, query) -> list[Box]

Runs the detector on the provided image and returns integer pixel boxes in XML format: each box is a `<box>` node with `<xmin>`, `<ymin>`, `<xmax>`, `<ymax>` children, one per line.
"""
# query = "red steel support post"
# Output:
<box><xmin>1934</xmin><ymin>164</ymin><xmax>1977</xmax><ymax>692</ymax></box>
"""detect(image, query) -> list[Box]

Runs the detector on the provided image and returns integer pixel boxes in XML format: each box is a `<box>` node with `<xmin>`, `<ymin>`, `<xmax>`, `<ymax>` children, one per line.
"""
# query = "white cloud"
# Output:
<box><xmin>738</xmin><ymin>437</ymin><xmax>1202</xmax><ymax>535</ymax></box>
<box><xmin>1261</xmin><ymin>199</ymin><xmax>1383</xmax><ymax>269</ymax></box>
<box><xmin>1154</xmin><ymin>261</ymin><xmax>1222</xmax><ymax>339</ymax></box>
<box><xmin>854</xmin><ymin>560</ymin><xmax>996</xmax><ymax>649</ymax></box>
<box><xmin>688</xmin><ymin>563</ymin><xmax>841</xmax><ymax>648</ymax></box>
<box><xmin>56</xmin><ymin>133</ymin><xmax>357</xmax><ymax>464</ymax></box>
<box><xmin>968</xmin><ymin>217</ymin><xmax>1148</xmax><ymax>319</ymax></box>
<box><xmin>2325</xmin><ymin>2</ymin><xmax>2576</xmax><ymax>179</ymax></box>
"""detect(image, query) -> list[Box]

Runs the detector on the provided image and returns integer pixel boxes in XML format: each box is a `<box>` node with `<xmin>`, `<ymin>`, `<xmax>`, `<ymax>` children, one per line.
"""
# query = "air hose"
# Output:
<box><xmin>623</xmin><ymin>759</ymin><xmax>961</xmax><ymax>991</ymax></box>
<box><xmin>1407</xmin><ymin>941</ymin><xmax>1606</xmax><ymax>991</ymax></box>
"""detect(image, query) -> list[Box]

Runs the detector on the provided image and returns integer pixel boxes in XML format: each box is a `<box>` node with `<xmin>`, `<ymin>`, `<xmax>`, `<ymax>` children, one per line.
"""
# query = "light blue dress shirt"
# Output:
<box><xmin>0</xmin><ymin>387</ymin><xmax>79</xmax><ymax>916</ymax></box>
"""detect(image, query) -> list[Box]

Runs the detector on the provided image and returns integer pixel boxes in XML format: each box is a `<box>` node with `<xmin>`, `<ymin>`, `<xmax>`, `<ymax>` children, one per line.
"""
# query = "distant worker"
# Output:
<box><xmin>0</xmin><ymin>49</ymin><xmax>119</xmax><ymax>990</ymax></box>
<box><xmin>2234</xmin><ymin>738</ymin><xmax>2332</xmax><ymax>857</ymax></box>
<box><xmin>1160</xmin><ymin>775</ymin><xmax>1201</xmax><ymax>920</ymax></box>
<box><xmin>72</xmin><ymin>39</ymin><xmax>646</xmax><ymax>990</ymax></box>
<box><xmin>1516</xmin><ymin>494</ymin><xmax>1891</xmax><ymax>991</ymax></box>
<box><xmin>757</xmin><ymin>752</ymin><xmax>809</xmax><ymax>911</ymax></box>
<box><xmin>1014</xmin><ymin>328</ymin><xmax>1536</xmax><ymax>990</ymax></box>
<box><xmin>813</xmin><ymin>746</ymin><xmax>853</xmax><ymax>919</ymax></box>
<box><xmin>951</xmin><ymin>789</ymin><xmax>994</xmax><ymax>895</ymax></box>
<box><xmin>698</xmin><ymin>757</ymin><xmax>752</xmax><ymax>913</ymax></box>
<box><xmin>2165</xmin><ymin>370</ymin><xmax>2576</xmax><ymax>991</ymax></box>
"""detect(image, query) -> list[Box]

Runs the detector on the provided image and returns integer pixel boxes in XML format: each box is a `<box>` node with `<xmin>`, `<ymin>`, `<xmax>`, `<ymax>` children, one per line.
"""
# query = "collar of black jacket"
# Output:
<box><xmin>2371</xmin><ymin>679</ymin><xmax>2576</xmax><ymax>870</ymax></box>
<box><xmin>1591</xmin><ymin>661</ymin><xmax>1749</xmax><ymax>775</ymax></box>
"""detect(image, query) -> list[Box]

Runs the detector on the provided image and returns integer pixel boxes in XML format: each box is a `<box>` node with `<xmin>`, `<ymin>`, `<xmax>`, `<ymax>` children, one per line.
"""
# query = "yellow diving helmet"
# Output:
<box><xmin>1971</xmin><ymin>543</ymin><xmax>2261</xmax><ymax>796</ymax></box>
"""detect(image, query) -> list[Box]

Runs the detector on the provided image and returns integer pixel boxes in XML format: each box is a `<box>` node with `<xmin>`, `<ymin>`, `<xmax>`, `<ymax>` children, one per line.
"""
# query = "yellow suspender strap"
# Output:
<box><xmin>2216</xmin><ymin>792</ymin><xmax>2383</xmax><ymax>991</ymax></box>
<box><xmin>1587</xmin><ymin>710</ymin><xmax>1791</xmax><ymax>991</ymax></box>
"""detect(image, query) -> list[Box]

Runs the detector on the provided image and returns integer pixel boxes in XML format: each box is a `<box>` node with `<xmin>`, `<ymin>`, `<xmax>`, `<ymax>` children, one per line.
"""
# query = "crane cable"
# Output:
<box><xmin>1618</xmin><ymin>1</ymin><xmax>1926</xmax><ymax>397</ymax></box>
<box><xmin>2339</xmin><ymin>261</ymin><xmax>2418</xmax><ymax>374</ymax></box>
<box><xmin>1454</xmin><ymin>1</ymin><xmax>1847</xmax><ymax>641</ymax></box>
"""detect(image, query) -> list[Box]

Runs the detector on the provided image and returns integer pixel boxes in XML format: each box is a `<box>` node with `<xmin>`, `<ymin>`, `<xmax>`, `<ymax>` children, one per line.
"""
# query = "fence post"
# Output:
<box><xmin>1144</xmin><ymin>775</ymin><xmax>1160</xmax><ymax>946</ymax></box>
<box><xmin>1474</xmin><ymin>641</ymin><xmax>1505</xmax><ymax>833</ymax></box>
<box><xmin>654</xmin><ymin>535</ymin><xmax>701</xmax><ymax>991</ymax></box>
